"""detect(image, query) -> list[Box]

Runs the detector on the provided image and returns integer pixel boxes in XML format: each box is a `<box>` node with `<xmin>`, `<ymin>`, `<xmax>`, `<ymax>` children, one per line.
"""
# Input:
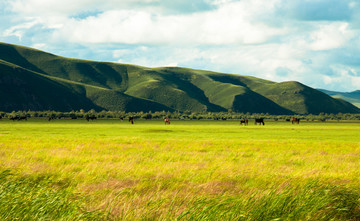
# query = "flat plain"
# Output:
<box><xmin>1</xmin><ymin>119</ymin><xmax>360</xmax><ymax>220</ymax></box>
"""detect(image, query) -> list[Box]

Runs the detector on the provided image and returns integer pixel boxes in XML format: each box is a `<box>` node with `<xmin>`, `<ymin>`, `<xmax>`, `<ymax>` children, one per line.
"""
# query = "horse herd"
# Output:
<box><xmin>240</xmin><ymin>118</ymin><xmax>265</xmax><ymax>125</ymax></box>
<box><xmin>114</xmin><ymin>117</ymin><xmax>299</xmax><ymax>125</ymax></box>
<box><xmin>2</xmin><ymin>115</ymin><xmax>301</xmax><ymax>125</ymax></box>
<box><xmin>9</xmin><ymin>116</ymin><xmax>28</xmax><ymax>121</ymax></box>
<box><xmin>239</xmin><ymin>117</ymin><xmax>300</xmax><ymax>125</ymax></box>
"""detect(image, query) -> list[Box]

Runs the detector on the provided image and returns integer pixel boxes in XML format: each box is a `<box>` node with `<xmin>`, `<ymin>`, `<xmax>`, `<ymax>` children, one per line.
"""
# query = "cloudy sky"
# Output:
<box><xmin>1</xmin><ymin>0</ymin><xmax>360</xmax><ymax>92</ymax></box>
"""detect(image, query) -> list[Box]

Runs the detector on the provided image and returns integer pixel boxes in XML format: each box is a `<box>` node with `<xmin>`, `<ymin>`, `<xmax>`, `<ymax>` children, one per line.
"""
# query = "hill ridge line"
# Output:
<box><xmin>1</xmin><ymin>42</ymin><xmax>360</xmax><ymax>114</ymax></box>
<box><xmin>0</xmin><ymin>59</ymin><xmax>111</xmax><ymax>91</ymax></box>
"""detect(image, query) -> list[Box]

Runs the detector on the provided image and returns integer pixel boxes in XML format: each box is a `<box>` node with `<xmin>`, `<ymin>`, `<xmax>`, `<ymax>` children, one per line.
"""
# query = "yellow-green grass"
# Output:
<box><xmin>1</xmin><ymin>119</ymin><xmax>360</xmax><ymax>220</ymax></box>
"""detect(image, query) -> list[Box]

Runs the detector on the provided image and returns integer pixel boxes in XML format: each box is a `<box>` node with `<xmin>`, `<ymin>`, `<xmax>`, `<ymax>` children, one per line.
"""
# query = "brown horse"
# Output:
<box><xmin>291</xmin><ymin>117</ymin><xmax>300</xmax><ymax>124</ymax></box>
<box><xmin>164</xmin><ymin>117</ymin><xmax>170</xmax><ymax>125</ymax></box>
<box><xmin>240</xmin><ymin>119</ymin><xmax>248</xmax><ymax>125</ymax></box>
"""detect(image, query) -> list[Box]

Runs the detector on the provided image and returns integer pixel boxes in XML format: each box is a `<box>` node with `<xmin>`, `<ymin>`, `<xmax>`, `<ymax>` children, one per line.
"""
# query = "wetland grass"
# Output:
<box><xmin>0</xmin><ymin>119</ymin><xmax>360</xmax><ymax>220</ymax></box>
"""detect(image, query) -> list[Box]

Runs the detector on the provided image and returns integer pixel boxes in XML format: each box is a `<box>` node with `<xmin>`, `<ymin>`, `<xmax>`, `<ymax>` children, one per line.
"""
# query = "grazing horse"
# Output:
<box><xmin>254</xmin><ymin>118</ymin><xmax>265</xmax><ymax>125</ymax></box>
<box><xmin>86</xmin><ymin>115</ymin><xmax>97</xmax><ymax>121</ymax></box>
<box><xmin>129</xmin><ymin>117</ymin><xmax>134</xmax><ymax>124</ymax></box>
<box><xmin>164</xmin><ymin>117</ymin><xmax>170</xmax><ymax>125</ymax></box>
<box><xmin>19</xmin><ymin>116</ymin><xmax>27</xmax><ymax>121</ymax></box>
<box><xmin>10</xmin><ymin>116</ymin><xmax>27</xmax><ymax>121</ymax></box>
<box><xmin>240</xmin><ymin>119</ymin><xmax>248</xmax><ymax>126</ymax></box>
<box><xmin>48</xmin><ymin>116</ymin><xmax>56</xmax><ymax>121</ymax></box>
<box><xmin>291</xmin><ymin>117</ymin><xmax>300</xmax><ymax>124</ymax></box>
<box><xmin>10</xmin><ymin>116</ymin><xmax>19</xmax><ymax>121</ymax></box>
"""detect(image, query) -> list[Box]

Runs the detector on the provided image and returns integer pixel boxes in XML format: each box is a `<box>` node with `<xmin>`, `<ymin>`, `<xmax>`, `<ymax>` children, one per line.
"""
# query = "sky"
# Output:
<box><xmin>1</xmin><ymin>0</ymin><xmax>360</xmax><ymax>92</ymax></box>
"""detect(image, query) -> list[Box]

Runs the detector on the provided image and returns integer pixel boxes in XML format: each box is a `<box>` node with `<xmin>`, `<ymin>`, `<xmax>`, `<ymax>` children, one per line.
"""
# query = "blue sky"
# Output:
<box><xmin>1</xmin><ymin>0</ymin><xmax>360</xmax><ymax>92</ymax></box>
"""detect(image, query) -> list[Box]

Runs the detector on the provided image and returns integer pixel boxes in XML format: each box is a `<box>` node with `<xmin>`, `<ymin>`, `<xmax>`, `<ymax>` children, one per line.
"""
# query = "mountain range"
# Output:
<box><xmin>0</xmin><ymin>42</ymin><xmax>359</xmax><ymax>114</ymax></box>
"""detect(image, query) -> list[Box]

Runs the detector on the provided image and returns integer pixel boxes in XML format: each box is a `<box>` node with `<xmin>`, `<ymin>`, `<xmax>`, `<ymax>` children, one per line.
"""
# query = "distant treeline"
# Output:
<box><xmin>1</xmin><ymin>110</ymin><xmax>360</xmax><ymax>121</ymax></box>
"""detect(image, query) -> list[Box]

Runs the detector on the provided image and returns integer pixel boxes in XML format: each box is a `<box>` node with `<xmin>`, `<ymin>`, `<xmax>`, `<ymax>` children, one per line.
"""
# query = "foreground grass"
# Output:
<box><xmin>0</xmin><ymin>170</ymin><xmax>106</xmax><ymax>220</ymax></box>
<box><xmin>0</xmin><ymin>119</ymin><xmax>360</xmax><ymax>220</ymax></box>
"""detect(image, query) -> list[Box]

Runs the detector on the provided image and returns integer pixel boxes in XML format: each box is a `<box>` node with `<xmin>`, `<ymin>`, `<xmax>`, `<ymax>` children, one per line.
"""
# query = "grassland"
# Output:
<box><xmin>1</xmin><ymin>119</ymin><xmax>360</xmax><ymax>220</ymax></box>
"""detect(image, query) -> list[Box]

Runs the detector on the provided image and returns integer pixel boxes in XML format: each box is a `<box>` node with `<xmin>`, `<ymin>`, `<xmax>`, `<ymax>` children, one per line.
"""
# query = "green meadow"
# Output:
<box><xmin>1</xmin><ymin>119</ymin><xmax>360</xmax><ymax>220</ymax></box>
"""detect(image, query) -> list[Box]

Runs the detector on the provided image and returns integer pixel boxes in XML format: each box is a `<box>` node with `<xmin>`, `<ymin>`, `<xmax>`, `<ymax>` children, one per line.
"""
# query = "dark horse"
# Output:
<box><xmin>10</xmin><ymin>116</ymin><xmax>19</xmax><ymax>121</ymax></box>
<box><xmin>240</xmin><ymin>119</ymin><xmax>248</xmax><ymax>125</ymax></box>
<box><xmin>10</xmin><ymin>116</ymin><xmax>27</xmax><ymax>121</ymax></box>
<box><xmin>164</xmin><ymin>117</ymin><xmax>170</xmax><ymax>125</ymax></box>
<box><xmin>254</xmin><ymin>118</ymin><xmax>265</xmax><ymax>125</ymax></box>
<box><xmin>86</xmin><ymin>115</ymin><xmax>97</xmax><ymax>121</ymax></box>
<box><xmin>129</xmin><ymin>117</ymin><xmax>134</xmax><ymax>124</ymax></box>
<box><xmin>48</xmin><ymin>116</ymin><xmax>56</xmax><ymax>121</ymax></box>
<box><xmin>291</xmin><ymin>117</ymin><xmax>300</xmax><ymax>124</ymax></box>
<box><xmin>19</xmin><ymin>116</ymin><xmax>27</xmax><ymax>121</ymax></box>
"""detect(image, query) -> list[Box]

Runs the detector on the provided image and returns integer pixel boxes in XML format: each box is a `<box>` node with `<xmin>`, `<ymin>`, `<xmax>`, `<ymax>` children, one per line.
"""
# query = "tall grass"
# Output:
<box><xmin>1</xmin><ymin>120</ymin><xmax>360</xmax><ymax>219</ymax></box>
<box><xmin>0</xmin><ymin>170</ymin><xmax>106</xmax><ymax>220</ymax></box>
<box><xmin>177</xmin><ymin>181</ymin><xmax>360</xmax><ymax>220</ymax></box>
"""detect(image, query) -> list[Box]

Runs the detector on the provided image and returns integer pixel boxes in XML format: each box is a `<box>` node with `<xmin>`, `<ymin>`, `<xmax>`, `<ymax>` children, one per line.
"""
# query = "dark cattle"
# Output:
<box><xmin>285</xmin><ymin>119</ymin><xmax>290</xmax><ymax>122</ymax></box>
<box><xmin>222</xmin><ymin>117</ymin><xmax>227</xmax><ymax>120</ymax></box>
<box><xmin>254</xmin><ymin>118</ymin><xmax>265</xmax><ymax>125</ymax></box>
<box><xmin>240</xmin><ymin>119</ymin><xmax>248</xmax><ymax>126</ymax></box>
<box><xmin>0</xmin><ymin>116</ymin><xmax>2</xmax><ymax>120</ymax></box>
<box><xmin>48</xmin><ymin>116</ymin><xmax>56</xmax><ymax>121</ymax></box>
<box><xmin>19</xmin><ymin>116</ymin><xmax>27</xmax><ymax>121</ymax></box>
<box><xmin>10</xmin><ymin>116</ymin><xmax>19</xmax><ymax>121</ymax></box>
<box><xmin>164</xmin><ymin>117</ymin><xmax>170</xmax><ymax>125</ymax></box>
<box><xmin>291</xmin><ymin>117</ymin><xmax>300</xmax><ymax>124</ymax></box>
<box><xmin>129</xmin><ymin>117</ymin><xmax>134</xmax><ymax>124</ymax></box>
<box><xmin>10</xmin><ymin>116</ymin><xmax>27</xmax><ymax>121</ymax></box>
<box><xmin>86</xmin><ymin>115</ymin><xmax>97</xmax><ymax>121</ymax></box>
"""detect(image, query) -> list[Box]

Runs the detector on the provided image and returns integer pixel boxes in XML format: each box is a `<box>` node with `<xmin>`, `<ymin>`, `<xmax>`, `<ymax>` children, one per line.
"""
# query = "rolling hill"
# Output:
<box><xmin>319</xmin><ymin>89</ymin><xmax>360</xmax><ymax>108</ymax></box>
<box><xmin>0</xmin><ymin>42</ymin><xmax>359</xmax><ymax>114</ymax></box>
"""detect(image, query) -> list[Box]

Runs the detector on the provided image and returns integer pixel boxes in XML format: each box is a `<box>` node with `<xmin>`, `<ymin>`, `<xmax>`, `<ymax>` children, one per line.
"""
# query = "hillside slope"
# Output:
<box><xmin>319</xmin><ymin>89</ymin><xmax>360</xmax><ymax>108</ymax></box>
<box><xmin>252</xmin><ymin>81</ymin><xmax>360</xmax><ymax>114</ymax></box>
<box><xmin>0</xmin><ymin>59</ymin><xmax>99</xmax><ymax>112</ymax></box>
<box><xmin>0</xmin><ymin>42</ymin><xmax>359</xmax><ymax>114</ymax></box>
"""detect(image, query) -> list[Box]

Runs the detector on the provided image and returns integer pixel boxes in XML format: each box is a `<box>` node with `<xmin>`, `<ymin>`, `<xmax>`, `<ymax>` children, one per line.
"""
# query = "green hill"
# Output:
<box><xmin>251</xmin><ymin>81</ymin><xmax>360</xmax><ymax>114</ymax></box>
<box><xmin>0</xmin><ymin>42</ymin><xmax>359</xmax><ymax>114</ymax></box>
<box><xmin>319</xmin><ymin>89</ymin><xmax>360</xmax><ymax>108</ymax></box>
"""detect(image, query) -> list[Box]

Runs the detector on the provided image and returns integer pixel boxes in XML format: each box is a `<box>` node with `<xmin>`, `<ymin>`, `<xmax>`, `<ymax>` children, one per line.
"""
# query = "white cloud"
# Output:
<box><xmin>323</xmin><ymin>75</ymin><xmax>334</xmax><ymax>85</ymax></box>
<box><xmin>9</xmin><ymin>0</ymin><xmax>96</xmax><ymax>18</ymax></box>
<box><xmin>351</xmin><ymin>76</ymin><xmax>360</xmax><ymax>88</ymax></box>
<box><xmin>3</xmin><ymin>18</ymin><xmax>41</xmax><ymax>40</ymax></box>
<box><xmin>113</xmin><ymin>49</ymin><xmax>131</xmax><ymax>58</ymax></box>
<box><xmin>318</xmin><ymin>66</ymin><xmax>360</xmax><ymax>91</ymax></box>
<box><xmin>2</xmin><ymin>0</ymin><xmax>360</xmax><ymax>91</ymax></box>
<box><xmin>56</xmin><ymin>1</ymin><xmax>283</xmax><ymax>45</ymax></box>
<box><xmin>5</xmin><ymin>0</ymin><xmax>284</xmax><ymax>45</ymax></box>
<box><xmin>309</xmin><ymin>22</ymin><xmax>354</xmax><ymax>51</ymax></box>
<box><xmin>32</xmin><ymin>43</ymin><xmax>47</xmax><ymax>50</ymax></box>
<box><xmin>8</xmin><ymin>0</ymin><xmax>158</xmax><ymax>16</ymax></box>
